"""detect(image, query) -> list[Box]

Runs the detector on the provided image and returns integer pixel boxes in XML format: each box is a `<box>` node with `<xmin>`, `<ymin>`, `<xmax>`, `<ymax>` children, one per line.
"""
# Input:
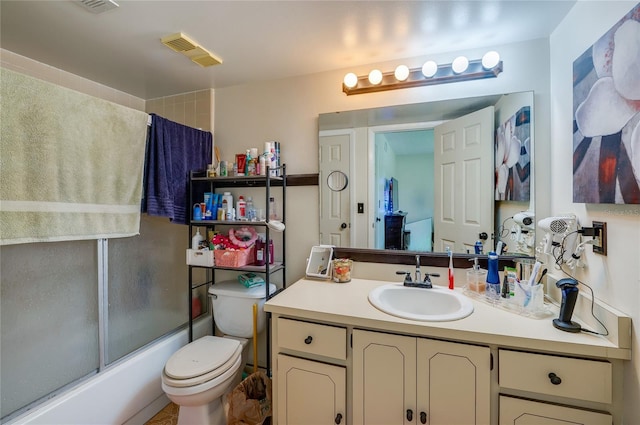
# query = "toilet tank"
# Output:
<box><xmin>208</xmin><ymin>281</ymin><xmax>276</xmax><ymax>338</ymax></box>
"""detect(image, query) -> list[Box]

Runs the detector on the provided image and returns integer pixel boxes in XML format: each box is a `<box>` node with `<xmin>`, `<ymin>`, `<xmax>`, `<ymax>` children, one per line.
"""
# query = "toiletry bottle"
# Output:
<box><xmin>269</xmin><ymin>143</ymin><xmax>277</xmax><ymax>176</ymax></box>
<box><xmin>254</xmin><ymin>234</ymin><xmax>266</xmax><ymax>266</ymax></box>
<box><xmin>221</xmin><ymin>198</ymin><xmax>228</xmax><ymax>219</ymax></box>
<box><xmin>245</xmin><ymin>149</ymin><xmax>251</xmax><ymax>176</ymax></box>
<box><xmin>246</xmin><ymin>196</ymin><xmax>255</xmax><ymax>221</ymax></box>
<box><xmin>237</xmin><ymin>196</ymin><xmax>246</xmax><ymax>220</ymax></box>
<box><xmin>268</xmin><ymin>197</ymin><xmax>278</xmax><ymax>220</ymax></box>
<box><xmin>485</xmin><ymin>251</ymin><xmax>501</xmax><ymax>301</ymax></box>
<box><xmin>268</xmin><ymin>238</ymin><xmax>274</xmax><ymax>264</ymax></box>
<box><xmin>222</xmin><ymin>192</ymin><xmax>233</xmax><ymax>214</ymax></box>
<box><xmin>191</xmin><ymin>228</ymin><xmax>204</xmax><ymax>250</ymax></box>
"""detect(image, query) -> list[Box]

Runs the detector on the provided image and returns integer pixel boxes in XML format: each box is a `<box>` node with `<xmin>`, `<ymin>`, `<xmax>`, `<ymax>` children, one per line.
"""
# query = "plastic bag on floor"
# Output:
<box><xmin>226</xmin><ymin>371</ymin><xmax>272</xmax><ymax>425</ymax></box>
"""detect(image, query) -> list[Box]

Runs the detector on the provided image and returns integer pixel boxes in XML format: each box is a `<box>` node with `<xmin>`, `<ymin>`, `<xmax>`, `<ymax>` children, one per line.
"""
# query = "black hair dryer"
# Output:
<box><xmin>553</xmin><ymin>278</ymin><xmax>582</xmax><ymax>333</ymax></box>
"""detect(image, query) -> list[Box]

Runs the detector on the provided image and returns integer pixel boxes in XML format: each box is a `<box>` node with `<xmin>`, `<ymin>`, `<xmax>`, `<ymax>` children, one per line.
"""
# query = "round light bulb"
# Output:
<box><xmin>421</xmin><ymin>60</ymin><xmax>438</xmax><ymax>78</ymax></box>
<box><xmin>452</xmin><ymin>56</ymin><xmax>469</xmax><ymax>74</ymax></box>
<box><xmin>482</xmin><ymin>51</ymin><xmax>500</xmax><ymax>69</ymax></box>
<box><xmin>394</xmin><ymin>65</ymin><xmax>410</xmax><ymax>81</ymax></box>
<box><xmin>343</xmin><ymin>72</ymin><xmax>358</xmax><ymax>88</ymax></box>
<box><xmin>368</xmin><ymin>69</ymin><xmax>383</xmax><ymax>85</ymax></box>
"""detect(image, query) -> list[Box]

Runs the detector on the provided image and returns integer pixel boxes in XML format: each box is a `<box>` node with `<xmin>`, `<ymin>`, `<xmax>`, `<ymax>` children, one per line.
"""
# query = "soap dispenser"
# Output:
<box><xmin>466</xmin><ymin>257</ymin><xmax>487</xmax><ymax>294</ymax></box>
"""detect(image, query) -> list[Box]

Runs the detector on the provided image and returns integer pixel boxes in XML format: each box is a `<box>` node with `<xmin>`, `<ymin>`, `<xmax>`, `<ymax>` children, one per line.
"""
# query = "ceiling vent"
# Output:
<box><xmin>161</xmin><ymin>33</ymin><xmax>198</xmax><ymax>53</ymax></box>
<box><xmin>76</xmin><ymin>0</ymin><xmax>119</xmax><ymax>14</ymax></box>
<box><xmin>161</xmin><ymin>33</ymin><xmax>223</xmax><ymax>68</ymax></box>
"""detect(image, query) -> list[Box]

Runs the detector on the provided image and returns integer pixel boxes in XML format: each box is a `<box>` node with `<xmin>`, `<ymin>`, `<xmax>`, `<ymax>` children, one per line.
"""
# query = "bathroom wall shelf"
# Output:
<box><xmin>187</xmin><ymin>165</ymin><xmax>286</xmax><ymax>376</ymax></box>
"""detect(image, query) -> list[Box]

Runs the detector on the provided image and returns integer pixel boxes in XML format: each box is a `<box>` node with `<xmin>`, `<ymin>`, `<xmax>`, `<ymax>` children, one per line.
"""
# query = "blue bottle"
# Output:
<box><xmin>485</xmin><ymin>251</ymin><xmax>501</xmax><ymax>301</ymax></box>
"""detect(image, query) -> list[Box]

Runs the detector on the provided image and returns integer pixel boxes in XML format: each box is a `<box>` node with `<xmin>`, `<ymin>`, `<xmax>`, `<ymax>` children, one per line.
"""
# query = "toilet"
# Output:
<box><xmin>162</xmin><ymin>281</ymin><xmax>276</xmax><ymax>425</ymax></box>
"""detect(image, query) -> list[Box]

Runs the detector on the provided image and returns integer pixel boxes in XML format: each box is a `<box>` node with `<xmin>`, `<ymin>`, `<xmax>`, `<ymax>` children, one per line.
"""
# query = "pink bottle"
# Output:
<box><xmin>254</xmin><ymin>235</ymin><xmax>266</xmax><ymax>266</ymax></box>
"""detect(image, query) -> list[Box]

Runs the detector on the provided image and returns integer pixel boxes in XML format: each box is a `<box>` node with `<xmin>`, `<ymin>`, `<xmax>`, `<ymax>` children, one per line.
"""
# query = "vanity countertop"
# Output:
<box><xmin>265</xmin><ymin>278</ymin><xmax>631</xmax><ymax>360</ymax></box>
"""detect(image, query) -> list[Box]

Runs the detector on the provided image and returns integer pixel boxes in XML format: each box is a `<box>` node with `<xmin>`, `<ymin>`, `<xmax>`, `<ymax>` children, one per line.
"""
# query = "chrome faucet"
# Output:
<box><xmin>395</xmin><ymin>254</ymin><xmax>440</xmax><ymax>289</ymax></box>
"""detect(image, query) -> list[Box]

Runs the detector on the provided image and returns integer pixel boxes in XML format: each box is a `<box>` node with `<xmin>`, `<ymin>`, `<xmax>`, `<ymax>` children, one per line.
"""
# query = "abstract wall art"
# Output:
<box><xmin>573</xmin><ymin>3</ymin><xmax>640</xmax><ymax>204</ymax></box>
<box><xmin>495</xmin><ymin>106</ymin><xmax>531</xmax><ymax>201</ymax></box>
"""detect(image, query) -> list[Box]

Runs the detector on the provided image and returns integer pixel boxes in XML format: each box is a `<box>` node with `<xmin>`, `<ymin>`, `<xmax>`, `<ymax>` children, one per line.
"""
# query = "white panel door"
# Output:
<box><xmin>434</xmin><ymin>106</ymin><xmax>494</xmax><ymax>253</ymax></box>
<box><xmin>319</xmin><ymin>133</ymin><xmax>351</xmax><ymax>247</ymax></box>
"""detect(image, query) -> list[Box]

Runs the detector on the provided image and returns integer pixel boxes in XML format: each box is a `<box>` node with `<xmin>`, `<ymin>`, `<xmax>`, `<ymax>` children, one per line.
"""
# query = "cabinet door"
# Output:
<box><xmin>499</xmin><ymin>395</ymin><xmax>612</xmax><ymax>425</ymax></box>
<box><xmin>352</xmin><ymin>329</ymin><xmax>417</xmax><ymax>425</ymax></box>
<box><xmin>276</xmin><ymin>354</ymin><xmax>346</xmax><ymax>425</ymax></box>
<box><xmin>416</xmin><ymin>339</ymin><xmax>491</xmax><ymax>425</ymax></box>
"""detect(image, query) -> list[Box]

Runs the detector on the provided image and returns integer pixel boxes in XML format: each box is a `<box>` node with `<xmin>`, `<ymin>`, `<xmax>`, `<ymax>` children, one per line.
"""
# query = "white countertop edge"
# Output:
<box><xmin>265</xmin><ymin>278</ymin><xmax>631</xmax><ymax>361</ymax></box>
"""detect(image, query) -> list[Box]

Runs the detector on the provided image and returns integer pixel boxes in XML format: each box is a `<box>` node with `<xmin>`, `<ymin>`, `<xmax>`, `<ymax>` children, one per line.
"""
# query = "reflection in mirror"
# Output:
<box><xmin>327</xmin><ymin>170</ymin><xmax>348</xmax><ymax>192</ymax></box>
<box><xmin>319</xmin><ymin>91</ymin><xmax>535</xmax><ymax>257</ymax></box>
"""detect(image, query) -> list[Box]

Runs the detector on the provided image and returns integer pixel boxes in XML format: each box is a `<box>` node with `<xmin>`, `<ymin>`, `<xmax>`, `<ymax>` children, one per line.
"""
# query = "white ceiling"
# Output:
<box><xmin>0</xmin><ymin>0</ymin><xmax>576</xmax><ymax>100</ymax></box>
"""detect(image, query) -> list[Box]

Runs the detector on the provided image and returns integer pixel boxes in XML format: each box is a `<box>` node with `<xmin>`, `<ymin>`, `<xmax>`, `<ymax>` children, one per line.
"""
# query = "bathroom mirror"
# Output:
<box><xmin>318</xmin><ymin>91</ymin><xmax>535</xmax><ymax>257</ymax></box>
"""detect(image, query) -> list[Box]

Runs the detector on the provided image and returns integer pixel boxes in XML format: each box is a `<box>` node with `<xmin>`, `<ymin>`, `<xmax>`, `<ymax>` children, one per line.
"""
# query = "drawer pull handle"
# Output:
<box><xmin>548</xmin><ymin>372</ymin><xmax>562</xmax><ymax>385</ymax></box>
<box><xmin>407</xmin><ymin>409</ymin><xmax>413</xmax><ymax>421</ymax></box>
<box><xmin>304</xmin><ymin>336</ymin><xmax>313</xmax><ymax>344</ymax></box>
<box><xmin>420</xmin><ymin>411</ymin><xmax>427</xmax><ymax>424</ymax></box>
<box><xmin>334</xmin><ymin>413</ymin><xmax>343</xmax><ymax>424</ymax></box>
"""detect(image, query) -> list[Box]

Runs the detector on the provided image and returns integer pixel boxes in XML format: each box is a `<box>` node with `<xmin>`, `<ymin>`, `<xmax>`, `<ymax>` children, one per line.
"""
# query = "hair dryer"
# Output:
<box><xmin>537</xmin><ymin>214</ymin><xmax>578</xmax><ymax>262</ymax></box>
<box><xmin>552</xmin><ymin>278</ymin><xmax>582</xmax><ymax>333</ymax></box>
<box><xmin>513</xmin><ymin>211</ymin><xmax>535</xmax><ymax>229</ymax></box>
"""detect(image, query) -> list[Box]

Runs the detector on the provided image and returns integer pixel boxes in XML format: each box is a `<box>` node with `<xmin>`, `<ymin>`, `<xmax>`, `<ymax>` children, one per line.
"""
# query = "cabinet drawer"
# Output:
<box><xmin>500</xmin><ymin>395</ymin><xmax>611</xmax><ymax>424</ymax></box>
<box><xmin>499</xmin><ymin>350</ymin><xmax>612</xmax><ymax>404</ymax></box>
<box><xmin>277</xmin><ymin>318</ymin><xmax>346</xmax><ymax>360</ymax></box>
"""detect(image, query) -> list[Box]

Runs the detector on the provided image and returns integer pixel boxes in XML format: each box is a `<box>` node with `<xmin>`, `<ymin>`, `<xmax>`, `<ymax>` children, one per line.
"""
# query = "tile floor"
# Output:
<box><xmin>145</xmin><ymin>402</ymin><xmax>178</xmax><ymax>425</ymax></box>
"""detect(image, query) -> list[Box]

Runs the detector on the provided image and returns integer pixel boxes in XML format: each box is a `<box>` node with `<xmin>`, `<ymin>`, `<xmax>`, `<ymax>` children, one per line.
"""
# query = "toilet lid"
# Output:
<box><xmin>164</xmin><ymin>336</ymin><xmax>241</xmax><ymax>380</ymax></box>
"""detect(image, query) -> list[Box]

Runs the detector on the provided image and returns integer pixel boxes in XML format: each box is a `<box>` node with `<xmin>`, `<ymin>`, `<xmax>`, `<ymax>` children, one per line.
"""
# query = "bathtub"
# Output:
<box><xmin>8</xmin><ymin>317</ymin><xmax>211</xmax><ymax>425</ymax></box>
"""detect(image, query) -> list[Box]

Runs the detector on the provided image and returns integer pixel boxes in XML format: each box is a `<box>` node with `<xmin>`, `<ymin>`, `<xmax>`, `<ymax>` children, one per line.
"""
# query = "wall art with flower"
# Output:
<box><xmin>573</xmin><ymin>3</ymin><xmax>640</xmax><ymax>204</ymax></box>
<box><xmin>495</xmin><ymin>106</ymin><xmax>531</xmax><ymax>201</ymax></box>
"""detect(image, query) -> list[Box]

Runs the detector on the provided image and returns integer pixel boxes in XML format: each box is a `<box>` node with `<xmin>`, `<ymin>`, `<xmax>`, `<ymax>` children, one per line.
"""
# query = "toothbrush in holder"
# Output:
<box><xmin>447</xmin><ymin>247</ymin><xmax>454</xmax><ymax>289</ymax></box>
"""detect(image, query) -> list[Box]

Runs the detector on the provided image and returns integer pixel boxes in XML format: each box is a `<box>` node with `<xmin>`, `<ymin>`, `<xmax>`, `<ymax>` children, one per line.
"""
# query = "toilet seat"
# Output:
<box><xmin>163</xmin><ymin>336</ymin><xmax>242</xmax><ymax>388</ymax></box>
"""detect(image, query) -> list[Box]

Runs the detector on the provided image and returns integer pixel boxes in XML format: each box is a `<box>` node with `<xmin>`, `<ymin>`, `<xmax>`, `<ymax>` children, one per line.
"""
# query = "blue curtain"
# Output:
<box><xmin>142</xmin><ymin>114</ymin><xmax>212</xmax><ymax>225</ymax></box>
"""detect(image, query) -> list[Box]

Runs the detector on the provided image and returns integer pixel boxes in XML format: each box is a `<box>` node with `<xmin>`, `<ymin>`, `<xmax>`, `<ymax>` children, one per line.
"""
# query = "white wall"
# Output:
<box><xmin>550</xmin><ymin>1</ymin><xmax>640</xmax><ymax>422</ymax></box>
<box><xmin>214</xmin><ymin>38</ymin><xmax>552</xmax><ymax>283</ymax></box>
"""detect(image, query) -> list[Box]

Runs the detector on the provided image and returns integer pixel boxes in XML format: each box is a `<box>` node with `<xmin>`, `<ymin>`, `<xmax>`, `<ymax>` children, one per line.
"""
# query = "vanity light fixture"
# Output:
<box><xmin>368</xmin><ymin>69</ymin><xmax>383</xmax><ymax>85</ymax></box>
<box><xmin>342</xmin><ymin>51</ymin><xmax>502</xmax><ymax>95</ymax></box>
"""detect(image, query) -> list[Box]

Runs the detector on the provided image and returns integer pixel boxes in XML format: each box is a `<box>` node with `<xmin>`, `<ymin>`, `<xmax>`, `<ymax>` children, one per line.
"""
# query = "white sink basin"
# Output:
<box><xmin>368</xmin><ymin>284</ymin><xmax>474</xmax><ymax>322</ymax></box>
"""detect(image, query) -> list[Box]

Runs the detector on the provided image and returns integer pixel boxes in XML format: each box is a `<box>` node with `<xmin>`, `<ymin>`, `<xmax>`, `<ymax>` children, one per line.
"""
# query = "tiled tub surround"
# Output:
<box><xmin>266</xmin><ymin>277</ymin><xmax>631</xmax><ymax>425</ymax></box>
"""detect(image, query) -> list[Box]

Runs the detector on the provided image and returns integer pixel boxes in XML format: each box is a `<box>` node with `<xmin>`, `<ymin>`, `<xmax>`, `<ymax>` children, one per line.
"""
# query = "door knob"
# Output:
<box><xmin>334</xmin><ymin>413</ymin><xmax>343</xmax><ymax>424</ymax></box>
<box><xmin>304</xmin><ymin>336</ymin><xmax>313</xmax><ymax>344</ymax></box>
<box><xmin>406</xmin><ymin>409</ymin><xmax>413</xmax><ymax>421</ymax></box>
<box><xmin>420</xmin><ymin>411</ymin><xmax>427</xmax><ymax>424</ymax></box>
<box><xmin>340</xmin><ymin>222</ymin><xmax>347</xmax><ymax>229</ymax></box>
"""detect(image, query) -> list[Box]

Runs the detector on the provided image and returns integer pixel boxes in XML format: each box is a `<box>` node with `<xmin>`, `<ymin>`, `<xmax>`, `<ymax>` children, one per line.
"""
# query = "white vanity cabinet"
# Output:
<box><xmin>273</xmin><ymin>318</ymin><xmax>347</xmax><ymax>425</ymax></box>
<box><xmin>352</xmin><ymin>329</ymin><xmax>491</xmax><ymax>425</ymax></box>
<box><xmin>265</xmin><ymin>278</ymin><xmax>630</xmax><ymax>425</ymax></box>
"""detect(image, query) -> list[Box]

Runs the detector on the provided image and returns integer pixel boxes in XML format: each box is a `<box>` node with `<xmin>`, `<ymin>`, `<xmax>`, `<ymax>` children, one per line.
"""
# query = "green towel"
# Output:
<box><xmin>0</xmin><ymin>68</ymin><xmax>149</xmax><ymax>245</ymax></box>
